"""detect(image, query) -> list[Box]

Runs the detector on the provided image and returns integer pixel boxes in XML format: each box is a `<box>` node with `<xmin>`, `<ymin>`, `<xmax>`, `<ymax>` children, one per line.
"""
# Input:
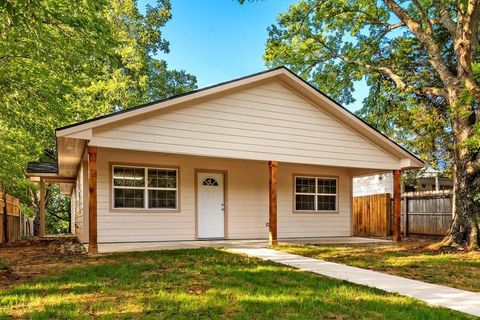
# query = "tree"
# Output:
<box><xmin>45</xmin><ymin>185</ymin><xmax>71</xmax><ymax>234</ymax></box>
<box><xmin>262</xmin><ymin>0</ymin><xmax>480</xmax><ymax>248</ymax></box>
<box><xmin>0</xmin><ymin>0</ymin><xmax>196</xmax><ymax>232</ymax></box>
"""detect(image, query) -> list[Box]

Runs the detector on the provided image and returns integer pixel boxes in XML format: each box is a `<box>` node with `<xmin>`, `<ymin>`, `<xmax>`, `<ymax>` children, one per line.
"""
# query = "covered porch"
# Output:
<box><xmin>27</xmin><ymin>145</ymin><xmax>406</xmax><ymax>254</ymax></box>
<box><xmin>26</xmin><ymin>137</ymin><xmax>85</xmax><ymax>237</ymax></box>
<box><xmin>88</xmin><ymin>147</ymin><xmax>406</xmax><ymax>254</ymax></box>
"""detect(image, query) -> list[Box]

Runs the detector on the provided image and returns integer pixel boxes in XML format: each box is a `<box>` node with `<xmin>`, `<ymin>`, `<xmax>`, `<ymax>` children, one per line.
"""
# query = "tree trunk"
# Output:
<box><xmin>444</xmin><ymin>107</ymin><xmax>480</xmax><ymax>249</ymax></box>
<box><xmin>445</xmin><ymin>155</ymin><xmax>480</xmax><ymax>249</ymax></box>
<box><xmin>33</xmin><ymin>210</ymin><xmax>40</xmax><ymax>236</ymax></box>
<box><xmin>33</xmin><ymin>186</ymin><xmax>50</xmax><ymax>236</ymax></box>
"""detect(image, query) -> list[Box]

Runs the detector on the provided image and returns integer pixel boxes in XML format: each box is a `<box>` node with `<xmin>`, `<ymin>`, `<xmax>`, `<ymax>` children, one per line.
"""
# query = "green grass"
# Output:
<box><xmin>278</xmin><ymin>242</ymin><xmax>480</xmax><ymax>292</ymax></box>
<box><xmin>0</xmin><ymin>258</ymin><xmax>10</xmax><ymax>271</ymax></box>
<box><xmin>0</xmin><ymin>248</ymin><xmax>474</xmax><ymax>319</ymax></box>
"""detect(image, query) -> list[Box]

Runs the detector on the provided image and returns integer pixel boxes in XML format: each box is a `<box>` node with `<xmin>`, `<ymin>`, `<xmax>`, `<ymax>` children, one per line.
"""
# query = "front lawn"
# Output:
<box><xmin>278</xmin><ymin>240</ymin><xmax>480</xmax><ymax>292</ymax></box>
<box><xmin>0</xmin><ymin>244</ymin><xmax>474</xmax><ymax>319</ymax></box>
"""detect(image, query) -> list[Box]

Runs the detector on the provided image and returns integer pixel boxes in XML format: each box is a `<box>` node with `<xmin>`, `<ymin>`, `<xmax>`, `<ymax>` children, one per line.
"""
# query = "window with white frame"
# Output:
<box><xmin>294</xmin><ymin>176</ymin><xmax>337</xmax><ymax>211</ymax></box>
<box><xmin>113</xmin><ymin>165</ymin><xmax>178</xmax><ymax>209</ymax></box>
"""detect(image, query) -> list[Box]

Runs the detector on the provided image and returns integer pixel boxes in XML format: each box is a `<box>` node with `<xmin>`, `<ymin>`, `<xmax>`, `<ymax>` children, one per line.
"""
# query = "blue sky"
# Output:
<box><xmin>139</xmin><ymin>0</ymin><xmax>368</xmax><ymax>111</ymax></box>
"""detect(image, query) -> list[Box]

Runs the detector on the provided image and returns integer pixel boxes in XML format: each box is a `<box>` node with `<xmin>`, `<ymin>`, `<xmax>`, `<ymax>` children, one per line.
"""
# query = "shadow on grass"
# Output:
<box><xmin>0</xmin><ymin>248</ymin><xmax>473</xmax><ymax>319</ymax></box>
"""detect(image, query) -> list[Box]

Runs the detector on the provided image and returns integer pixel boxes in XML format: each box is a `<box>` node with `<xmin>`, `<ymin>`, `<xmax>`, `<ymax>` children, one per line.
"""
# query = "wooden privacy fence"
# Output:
<box><xmin>0</xmin><ymin>193</ymin><xmax>21</xmax><ymax>243</ymax></box>
<box><xmin>353</xmin><ymin>193</ymin><xmax>391</xmax><ymax>237</ymax></box>
<box><xmin>354</xmin><ymin>191</ymin><xmax>453</xmax><ymax>237</ymax></box>
<box><xmin>398</xmin><ymin>190</ymin><xmax>453</xmax><ymax>236</ymax></box>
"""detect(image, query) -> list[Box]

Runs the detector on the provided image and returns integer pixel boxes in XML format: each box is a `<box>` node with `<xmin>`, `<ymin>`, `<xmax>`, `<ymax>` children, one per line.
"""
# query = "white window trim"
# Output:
<box><xmin>112</xmin><ymin>165</ymin><xmax>179</xmax><ymax>210</ymax></box>
<box><xmin>294</xmin><ymin>176</ymin><xmax>338</xmax><ymax>212</ymax></box>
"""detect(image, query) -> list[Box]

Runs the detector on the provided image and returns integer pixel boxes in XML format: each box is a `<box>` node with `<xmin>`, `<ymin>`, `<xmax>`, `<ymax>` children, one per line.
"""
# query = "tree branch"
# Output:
<box><xmin>385</xmin><ymin>21</ymin><xmax>405</xmax><ymax>32</ymax></box>
<box><xmin>382</xmin><ymin>0</ymin><xmax>456</xmax><ymax>89</ymax></box>
<box><xmin>412</xmin><ymin>0</ymin><xmax>435</xmax><ymax>32</ymax></box>
<box><xmin>48</xmin><ymin>211</ymin><xmax>69</xmax><ymax>223</ymax></box>
<box><xmin>419</xmin><ymin>87</ymin><xmax>449</xmax><ymax>96</ymax></box>
<box><xmin>456</xmin><ymin>0</ymin><xmax>480</xmax><ymax>101</ymax></box>
<box><xmin>432</xmin><ymin>0</ymin><xmax>457</xmax><ymax>37</ymax></box>
<box><xmin>374</xmin><ymin>21</ymin><xmax>406</xmax><ymax>40</ymax></box>
<box><xmin>329</xmin><ymin>50</ymin><xmax>448</xmax><ymax>97</ymax></box>
<box><xmin>294</xmin><ymin>2</ymin><xmax>319</xmax><ymax>37</ymax></box>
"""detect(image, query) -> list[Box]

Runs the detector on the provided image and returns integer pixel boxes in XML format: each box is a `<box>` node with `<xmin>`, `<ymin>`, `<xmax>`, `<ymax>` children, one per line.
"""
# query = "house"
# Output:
<box><xmin>353</xmin><ymin>166</ymin><xmax>452</xmax><ymax>196</ymax></box>
<box><xmin>404</xmin><ymin>166</ymin><xmax>453</xmax><ymax>192</ymax></box>
<box><xmin>26</xmin><ymin>67</ymin><xmax>423</xmax><ymax>253</ymax></box>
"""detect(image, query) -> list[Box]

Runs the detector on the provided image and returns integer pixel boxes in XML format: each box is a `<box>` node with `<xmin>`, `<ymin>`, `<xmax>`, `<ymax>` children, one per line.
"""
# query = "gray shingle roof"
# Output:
<box><xmin>26</xmin><ymin>162</ymin><xmax>58</xmax><ymax>174</ymax></box>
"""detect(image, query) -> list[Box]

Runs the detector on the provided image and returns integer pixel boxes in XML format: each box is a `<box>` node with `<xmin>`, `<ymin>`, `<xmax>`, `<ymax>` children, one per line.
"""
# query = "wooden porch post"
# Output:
<box><xmin>39</xmin><ymin>180</ymin><xmax>46</xmax><ymax>237</ymax></box>
<box><xmin>268</xmin><ymin>161</ymin><xmax>278</xmax><ymax>246</ymax></box>
<box><xmin>393</xmin><ymin>170</ymin><xmax>401</xmax><ymax>242</ymax></box>
<box><xmin>88</xmin><ymin>146</ymin><xmax>98</xmax><ymax>254</ymax></box>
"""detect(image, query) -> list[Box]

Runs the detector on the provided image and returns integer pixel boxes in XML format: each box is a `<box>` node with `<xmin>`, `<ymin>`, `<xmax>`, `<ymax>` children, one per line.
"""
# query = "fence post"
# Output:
<box><xmin>39</xmin><ymin>180</ymin><xmax>46</xmax><ymax>237</ymax></box>
<box><xmin>2</xmin><ymin>192</ymin><xmax>8</xmax><ymax>243</ymax></box>
<box><xmin>404</xmin><ymin>196</ymin><xmax>409</xmax><ymax>238</ymax></box>
<box><xmin>392</xmin><ymin>170</ymin><xmax>402</xmax><ymax>241</ymax></box>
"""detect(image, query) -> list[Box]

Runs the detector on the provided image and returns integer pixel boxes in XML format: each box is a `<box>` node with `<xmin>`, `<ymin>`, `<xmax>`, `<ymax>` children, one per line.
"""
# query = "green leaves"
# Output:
<box><xmin>265</xmin><ymin>0</ymin><xmax>400</xmax><ymax>104</ymax></box>
<box><xmin>46</xmin><ymin>185</ymin><xmax>71</xmax><ymax>233</ymax></box>
<box><xmin>264</xmin><ymin>0</ymin><xmax>466</xmax><ymax>170</ymax></box>
<box><xmin>1</xmin><ymin>0</ymin><xmax>114</xmax><ymax>191</ymax></box>
<box><xmin>464</xmin><ymin>124</ymin><xmax>480</xmax><ymax>152</ymax></box>
<box><xmin>0</xmin><ymin>0</ymin><xmax>197</xmax><ymax>203</ymax></box>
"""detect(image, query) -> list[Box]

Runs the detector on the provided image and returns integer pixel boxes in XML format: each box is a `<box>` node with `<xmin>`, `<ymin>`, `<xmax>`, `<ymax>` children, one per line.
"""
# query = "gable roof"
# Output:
<box><xmin>56</xmin><ymin>66</ymin><xmax>423</xmax><ymax>169</ymax></box>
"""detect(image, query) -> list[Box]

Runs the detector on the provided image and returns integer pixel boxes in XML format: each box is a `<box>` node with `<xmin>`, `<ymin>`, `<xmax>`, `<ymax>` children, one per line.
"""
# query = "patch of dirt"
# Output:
<box><xmin>368</xmin><ymin>235</ymin><xmax>459</xmax><ymax>253</ymax></box>
<box><xmin>372</xmin><ymin>235</ymin><xmax>443</xmax><ymax>243</ymax></box>
<box><xmin>0</xmin><ymin>236</ymin><xmax>87</xmax><ymax>288</ymax></box>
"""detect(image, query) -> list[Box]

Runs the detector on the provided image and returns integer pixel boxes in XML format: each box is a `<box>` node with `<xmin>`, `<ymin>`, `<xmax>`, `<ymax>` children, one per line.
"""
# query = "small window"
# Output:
<box><xmin>294</xmin><ymin>176</ymin><xmax>337</xmax><ymax>212</ymax></box>
<box><xmin>202</xmin><ymin>177</ymin><xmax>219</xmax><ymax>186</ymax></box>
<box><xmin>112</xmin><ymin>166</ymin><xmax>178</xmax><ymax>210</ymax></box>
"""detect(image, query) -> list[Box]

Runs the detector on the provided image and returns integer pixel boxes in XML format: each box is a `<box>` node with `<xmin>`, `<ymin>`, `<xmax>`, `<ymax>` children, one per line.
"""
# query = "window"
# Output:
<box><xmin>202</xmin><ymin>177</ymin><xmax>219</xmax><ymax>186</ymax></box>
<box><xmin>113</xmin><ymin>165</ymin><xmax>178</xmax><ymax>210</ymax></box>
<box><xmin>294</xmin><ymin>176</ymin><xmax>337</xmax><ymax>212</ymax></box>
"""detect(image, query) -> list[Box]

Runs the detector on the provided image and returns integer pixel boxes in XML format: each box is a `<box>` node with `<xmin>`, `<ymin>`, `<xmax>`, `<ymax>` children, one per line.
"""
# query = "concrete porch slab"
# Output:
<box><xmin>90</xmin><ymin>237</ymin><xmax>390</xmax><ymax>253</ymax></box>
<box><xmin>93</xmin><ymin>239</ymin><xmax>267</xmax><ymax>253</ymax></box>
<box><xmin>281</xmin><ymin>237</ymin><xmax>391</xmax><ymax>245</ymax></box>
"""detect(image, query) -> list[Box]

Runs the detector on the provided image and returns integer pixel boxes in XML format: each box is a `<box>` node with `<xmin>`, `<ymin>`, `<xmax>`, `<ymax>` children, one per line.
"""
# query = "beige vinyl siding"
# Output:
<box><xmin>72</xmin><ymin>162</ymin><xmax>88</xmax><ymax>242</ymax></box>
<box><xmin>70</xmin><ymin>188</ymin><xmax>76</xmax><ymax>236</ymax></box>
<box><xmin>72</xmin><ymin>176</ymin><xmax>82</xmax><ymax>240</ymax></box>
<box><xmin>278</xmin><ymin>164</ymin><xmax>351</xmax><ymax>238</ymax></box>
<box><xmin>91</xmin><ymin>81</ymin><xmax>401</xmax><ymax>170</ymax></box>
<box><xmin>94</xmin><ymin>147</ymin><xmax>351</xmax><ymax>243</ymax></box>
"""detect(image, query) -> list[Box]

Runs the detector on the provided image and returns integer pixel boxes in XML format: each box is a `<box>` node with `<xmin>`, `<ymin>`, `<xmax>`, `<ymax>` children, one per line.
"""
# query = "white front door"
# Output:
<box><xmin>197</xmin><ymin>172</ymin><xmax>225</xmax><ymax>239</ymax></box>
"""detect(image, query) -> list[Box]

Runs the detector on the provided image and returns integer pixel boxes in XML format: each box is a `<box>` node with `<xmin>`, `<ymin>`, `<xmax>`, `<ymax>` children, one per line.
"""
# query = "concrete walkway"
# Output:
<box><xmin>228</xmin><ymin>248</ymin><xmax>480</xmax><ymax>318</ymax></box>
